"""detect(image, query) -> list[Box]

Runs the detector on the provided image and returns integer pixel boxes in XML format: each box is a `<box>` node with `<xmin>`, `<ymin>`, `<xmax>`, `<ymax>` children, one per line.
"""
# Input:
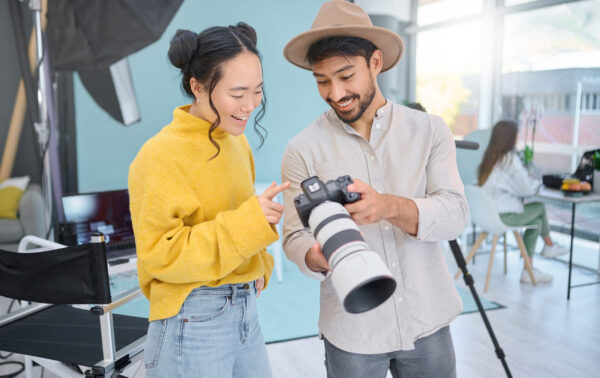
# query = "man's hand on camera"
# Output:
<box><xmin>344</xmin><ymin>179</ymin><xmax>390</xmax><ymax>225</ymax></box>
<box><xmin>305</xmin><ymin>242</ymin><xmax>331</xmax><ymax>273</ymax></box>
<box><xmin>346</xmin><ymin>178</ymin><xmax>419</xmax><ymax>234</ymax></box>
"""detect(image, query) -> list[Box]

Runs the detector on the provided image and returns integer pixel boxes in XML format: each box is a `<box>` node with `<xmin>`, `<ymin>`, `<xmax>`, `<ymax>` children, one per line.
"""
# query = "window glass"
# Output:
<box><xmin>500</xmin><ymin>0</ymin><xmax>600</xmax><ymax>160</ymax></box>
<box><xmin>417</xmin><ymin>0</ymin><xmax>483</xmax><ymax>26</ymax></box>
<box><xmin>415</xmin><ymin>21</ymin><xmax>481</xmax><ymax>135</ymax></box>
<box><xmin>504</xmin><ymin>0</ymin><xmax>537</xmax><ymax>7</ymax></box>
<box><xmin>499</xmin><ymin>0</ymin><xmax>600</xmax><ymax>237</ymax></box>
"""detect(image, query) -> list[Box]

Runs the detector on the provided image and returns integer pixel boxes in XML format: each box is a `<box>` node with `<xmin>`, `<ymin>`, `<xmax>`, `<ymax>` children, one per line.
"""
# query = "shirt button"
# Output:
<box><xmin>375</xmin><ymin>124</ymin><xmax>381</xmax><ymax>129</ymax></box>
<box><xmin>370</xmin><ymin>155</ymin><xmax>376</xmax><ymax>161</ymax></box>
<box><xmin>392</xmin><ymin>262</ymin><xmax>397</xmax><ymax>268</ymax></box>
<box><xmin>397</xmin><ymin>296</ymin><xmax>403</xmax><ymax>302</ymax></box>
<box><xmin>384</xmin><ymin>226</ymin><xmax>391</xmax><ymax>231</ymax></box>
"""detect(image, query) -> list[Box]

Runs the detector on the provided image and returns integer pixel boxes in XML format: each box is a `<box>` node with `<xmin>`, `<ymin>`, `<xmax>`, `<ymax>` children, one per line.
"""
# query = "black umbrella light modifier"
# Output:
<box><xmin>45</xmin><ymin>0</ymin><xmax>183</xmax><ymax>125</ymax></box>
<box><xmin>46</xmin><ymin>0</ymin><xmax>183</xmax><ymax>71</ymax></box>
<box><xmin>295</xmin><ymin>175</ymin><xmax>397</xmax><ymax>314</ymax></box>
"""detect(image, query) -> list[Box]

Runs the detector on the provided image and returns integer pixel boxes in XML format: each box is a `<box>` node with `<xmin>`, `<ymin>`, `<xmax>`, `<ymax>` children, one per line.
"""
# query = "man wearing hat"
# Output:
<box><xmin>281</xmin><ymin>1</ymin><xmax>468</xmax><ymax>377</ymax></box>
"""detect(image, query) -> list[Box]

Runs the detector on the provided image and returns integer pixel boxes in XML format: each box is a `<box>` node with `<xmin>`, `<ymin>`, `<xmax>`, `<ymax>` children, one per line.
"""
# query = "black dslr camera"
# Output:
<box><xmin>294</xmin><ymin>175</ymin><xmax>360</xmax><ymax>227</ymax></box>
<box><xmin>293</xmin><ymin>174</ymin><xmax>396</xmax><ymax>314</ymax></box>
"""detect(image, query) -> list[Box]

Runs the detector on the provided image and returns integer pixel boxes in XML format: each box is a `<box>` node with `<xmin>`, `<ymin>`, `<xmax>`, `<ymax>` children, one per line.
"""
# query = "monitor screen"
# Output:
<box><xmin>62</xmin><ymin>189</ymin><xmax>134</xmax><ymax>245</ymax></box>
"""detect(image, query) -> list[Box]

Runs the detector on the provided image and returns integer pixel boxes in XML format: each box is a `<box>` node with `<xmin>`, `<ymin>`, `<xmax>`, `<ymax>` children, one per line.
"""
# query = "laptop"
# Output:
<box><xmin>62</xmin><ymin>189</ymin><xmax>137</xmax><ymax>262</ymax></box>
<box><xmin>542</xmin><ymin>148</ymin><xmax>599</xmax><ymax>189</ymax></box>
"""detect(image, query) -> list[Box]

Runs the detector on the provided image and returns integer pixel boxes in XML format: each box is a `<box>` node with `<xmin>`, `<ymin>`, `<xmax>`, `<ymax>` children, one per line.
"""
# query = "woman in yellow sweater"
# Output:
<box><xmin>128</xmin><ymin>23</ymin><xmax>288</xmax><ymax>378</ymax></box>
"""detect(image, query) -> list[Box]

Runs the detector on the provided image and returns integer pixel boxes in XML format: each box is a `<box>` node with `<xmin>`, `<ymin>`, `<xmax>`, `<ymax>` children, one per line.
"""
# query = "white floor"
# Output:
<box><xmin>1</xmin><ymin>233</ymin><xmax>599</xmax><ymax>378</ymax></box>
<box><xmin>268</xmin><ymin>232</ymin><xmax>600</xmax><ymax>378</ymax></box>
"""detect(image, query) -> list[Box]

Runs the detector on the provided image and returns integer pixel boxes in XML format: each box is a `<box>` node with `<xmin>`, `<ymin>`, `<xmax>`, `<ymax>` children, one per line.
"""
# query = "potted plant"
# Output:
<box><xmin>593</xmin><ymin>150</ymin><xmax>600</xmax><ymax>194</ymax></box>
<box><xmin>519</xmin><ymin>103</ymin><xmax>543</xmax><ymax>168</ymax></box>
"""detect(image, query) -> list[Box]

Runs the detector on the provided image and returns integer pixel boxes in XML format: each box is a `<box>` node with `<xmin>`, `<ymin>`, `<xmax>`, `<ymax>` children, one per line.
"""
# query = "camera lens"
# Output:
<box><xmin>308</xmin><ymin>201</ymin><xmax>396</xmax><ymax>313</ymax></box>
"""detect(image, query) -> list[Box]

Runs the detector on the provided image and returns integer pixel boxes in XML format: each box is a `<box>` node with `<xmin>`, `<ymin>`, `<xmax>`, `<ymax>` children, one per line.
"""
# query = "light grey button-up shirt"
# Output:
<box><xmin>281</xmin><ymin>101</ymin><xmax>469</xmax><ymax>354</ymax></box>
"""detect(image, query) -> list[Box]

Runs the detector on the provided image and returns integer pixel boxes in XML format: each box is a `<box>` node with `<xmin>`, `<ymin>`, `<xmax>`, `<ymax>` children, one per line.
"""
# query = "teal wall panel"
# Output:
<box><xmin>75</xmin><ymin>0</ymin><xmax>328</xmax><ymax>192</ymax></box>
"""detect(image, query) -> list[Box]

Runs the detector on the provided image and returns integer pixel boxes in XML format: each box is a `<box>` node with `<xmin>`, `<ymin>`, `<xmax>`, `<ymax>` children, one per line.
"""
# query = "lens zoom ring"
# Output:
<box><xmin>322</xmin><ymin>229</ymin><xmax>364</xmax><ymax>261</ymax></box>
<box><xmin>313</xmin><ymin>213</ymin><xmax>352</xmax><ymax>238</ymax></box>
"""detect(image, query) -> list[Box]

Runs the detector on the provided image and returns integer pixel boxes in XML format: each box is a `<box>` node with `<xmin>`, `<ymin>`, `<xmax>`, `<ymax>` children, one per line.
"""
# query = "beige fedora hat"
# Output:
<box><xmin>283</xmin><ymin>0</ymin><xmax>404</xmax><ymax>72</ymax></box>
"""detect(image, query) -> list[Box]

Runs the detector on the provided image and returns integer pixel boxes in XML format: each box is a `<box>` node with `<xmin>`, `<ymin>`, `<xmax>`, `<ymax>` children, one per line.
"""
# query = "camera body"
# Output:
<box><xmin>294</xmin><ymin>175</ymin><xmax>359</xmax><ymax>227</ymax></box>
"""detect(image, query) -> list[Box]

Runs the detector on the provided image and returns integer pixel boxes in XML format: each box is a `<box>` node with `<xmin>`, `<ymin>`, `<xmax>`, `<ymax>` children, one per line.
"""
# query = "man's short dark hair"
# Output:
<box><xmin>406</xmin><ymin>102</ymin><xmax>427</xmax><ymax>113</ymax></box>
<box><xmin>307</xmin><ymin>36</ymin><xmax>378</xmax><ymax>67</ymax></box>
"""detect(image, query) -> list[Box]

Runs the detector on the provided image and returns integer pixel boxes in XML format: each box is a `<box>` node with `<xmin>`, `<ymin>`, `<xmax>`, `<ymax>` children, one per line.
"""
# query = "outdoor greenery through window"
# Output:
<box><xmin>415</xmin><ymin>21</ymin><xmax>481</xmax><ymax>136</ymax></box>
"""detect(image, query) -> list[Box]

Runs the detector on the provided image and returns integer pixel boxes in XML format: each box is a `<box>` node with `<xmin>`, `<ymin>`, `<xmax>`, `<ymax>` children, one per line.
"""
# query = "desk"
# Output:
<box><xmin>535</xmin><ymin>187</ymin><xmax>600</xmax><ymax>299</ymax></box>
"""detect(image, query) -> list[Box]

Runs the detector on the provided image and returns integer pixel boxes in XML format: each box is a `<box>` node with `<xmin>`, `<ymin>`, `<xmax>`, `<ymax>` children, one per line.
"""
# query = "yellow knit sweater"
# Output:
<box><xmin>128</xmin><ymin>105</ymin><xmax>276</xmax><ymax>321</ymax></box>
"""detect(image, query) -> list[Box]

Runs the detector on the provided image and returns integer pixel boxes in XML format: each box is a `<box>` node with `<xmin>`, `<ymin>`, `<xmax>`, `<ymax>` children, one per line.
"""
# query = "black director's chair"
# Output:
<box><xmin>0</xmin><ymin>235</ymin><xmax>147</xmax><ymax>378</ymax></box>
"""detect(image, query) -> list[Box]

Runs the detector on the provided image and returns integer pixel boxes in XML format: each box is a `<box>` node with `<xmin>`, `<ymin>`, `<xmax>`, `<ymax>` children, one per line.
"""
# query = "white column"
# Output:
<box><xmin>478</xmin><ymin>0</ymin><xmax>497</xmax><ymax>130</ymax></box>
<box><xmin>572</xmin><ymin>81</ymin><xmax>583</xmax><ymax>172</ymax></box>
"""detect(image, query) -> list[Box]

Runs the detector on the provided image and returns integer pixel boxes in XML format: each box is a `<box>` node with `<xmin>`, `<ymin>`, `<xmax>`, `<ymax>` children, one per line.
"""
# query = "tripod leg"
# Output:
<box><xmin>455</xmin><ymin>232</ymin><xmax>487</xmax><ymax>279</ymax></box>
<box><xmin>448</xmin><ymin>240</ymin><xmax>512</xmax><ymax>378</ymax></box>
<box><xmin>514</xmin><ymin>231</ymin><xmax>536</xmax><ymax>286</ymax></box>
<box><xmin>484</xmin><ymin>234</ymin><xmax>499</xmax><ymax>293</ymax></box>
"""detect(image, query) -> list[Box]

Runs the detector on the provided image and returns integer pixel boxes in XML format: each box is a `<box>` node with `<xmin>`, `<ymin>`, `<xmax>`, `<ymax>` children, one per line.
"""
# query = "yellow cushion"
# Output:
<box><xmin>0</xmin><ymin>186</ymin><xmax>24</xmax><ymax>219</ymax></box>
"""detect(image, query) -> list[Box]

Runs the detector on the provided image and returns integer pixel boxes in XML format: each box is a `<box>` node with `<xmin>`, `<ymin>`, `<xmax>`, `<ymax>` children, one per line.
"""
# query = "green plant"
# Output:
<box><xmin>593</xmin><ymin>151</ymin><xmax>600</xmax><ymax>171</ymax></box>
<box><xmin>522</xmin><ymin>145</ymin><xmax>534</xmax><ymax>166</ymax></box>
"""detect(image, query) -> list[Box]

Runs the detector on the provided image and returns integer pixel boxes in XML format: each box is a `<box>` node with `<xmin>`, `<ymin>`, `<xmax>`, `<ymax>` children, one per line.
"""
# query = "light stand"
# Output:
<box><xmin>30</xmin><ymin>0</ymin><xmax>53</xmax><ymax>236</ymax></box>
<box><xmin>452</xmin><ymin>140</ymin><xmax>512</xmax><ymax>377</ymax></box>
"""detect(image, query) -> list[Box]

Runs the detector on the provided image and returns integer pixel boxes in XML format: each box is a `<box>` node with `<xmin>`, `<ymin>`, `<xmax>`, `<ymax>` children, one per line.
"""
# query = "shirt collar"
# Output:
<box><xmin>327</xmin><ymin>99</ymin><xmax>393</xmax><ymax>136</ymax></box>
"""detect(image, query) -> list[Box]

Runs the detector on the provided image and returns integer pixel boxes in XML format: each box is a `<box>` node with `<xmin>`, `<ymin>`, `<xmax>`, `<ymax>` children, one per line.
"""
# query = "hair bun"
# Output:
<box><xmin>168</xmin><ymin>29</ymin><xmax>198</xmax><ymax>70</ymax></box>
<box><xmin>235</xmin><ymin>22</ymin><xmax>257</xmax><ymax>47</ymax></box>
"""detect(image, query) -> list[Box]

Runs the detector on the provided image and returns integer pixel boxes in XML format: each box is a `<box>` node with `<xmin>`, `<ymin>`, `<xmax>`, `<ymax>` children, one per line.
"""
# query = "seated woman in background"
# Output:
<box><xmin>478</xmin><ymin>120</ymin><xmax>568</xmax><ymax>284</ymax></box>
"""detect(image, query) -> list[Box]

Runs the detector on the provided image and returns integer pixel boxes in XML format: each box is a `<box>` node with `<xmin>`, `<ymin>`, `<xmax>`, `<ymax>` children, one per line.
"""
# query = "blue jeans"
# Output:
<box><xmin>144</xmin><ymin>282</ymin><xmax>272</xmax><ymax>378</ymax></box>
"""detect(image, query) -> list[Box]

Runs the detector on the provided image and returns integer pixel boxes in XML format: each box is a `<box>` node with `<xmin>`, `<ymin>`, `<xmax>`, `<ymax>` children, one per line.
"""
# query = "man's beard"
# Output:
<box><xmin>329</xmin><ymin>78</ymin><xmax>376</xmax><ymax>124</ymax></box>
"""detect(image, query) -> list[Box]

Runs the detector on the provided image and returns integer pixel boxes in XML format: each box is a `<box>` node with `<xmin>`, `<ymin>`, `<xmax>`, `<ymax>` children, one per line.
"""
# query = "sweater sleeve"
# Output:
<box><xmin>129</xmin><ymin>151</ymin><xmax>278</xmax><ymax>285</ymax></box>
<box><xmin>260</xmin><ymin>250</ymin><xmax>275</xmax><ymax>288</ymax></box>
<box><xmin>245</xmin><ymin>136</ymin><xmax>276</xmax><ymax>288</ymax></box>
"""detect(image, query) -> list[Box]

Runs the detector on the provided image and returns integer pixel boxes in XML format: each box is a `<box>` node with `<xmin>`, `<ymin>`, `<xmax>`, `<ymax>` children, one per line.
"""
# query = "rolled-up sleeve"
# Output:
<box><xmin>411</xmin><ymin>117</ymin><xmax>469</xmax><ymax>241</ymax></box>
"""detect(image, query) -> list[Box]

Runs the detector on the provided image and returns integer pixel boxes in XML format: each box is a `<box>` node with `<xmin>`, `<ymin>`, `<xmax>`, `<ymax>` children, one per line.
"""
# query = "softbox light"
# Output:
<box><xmin>46</xmin><ymin>0</ymin><xmax>182</xmax><ymax>125</ymax></box>
<box><xmin>78</xmin><ymin>58</ymin><xmax>140</xmax><ymax>125</ymax></box>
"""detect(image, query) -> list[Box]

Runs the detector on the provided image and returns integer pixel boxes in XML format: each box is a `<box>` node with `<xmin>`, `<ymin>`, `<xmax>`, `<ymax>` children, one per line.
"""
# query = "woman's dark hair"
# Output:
<box><xmin>478</xmin><ymin>120</ymin><xmax>519</xmax><ymax>185</ymax></box>
<box><xmin>307</xmin><ymin>36</ymin><xmax>378</xmax><ymax>67</ymax></box>
<box><xmin>168</xmin><ymin>22</ymin><xmax>267</xmax><ymax>159</ymax></box>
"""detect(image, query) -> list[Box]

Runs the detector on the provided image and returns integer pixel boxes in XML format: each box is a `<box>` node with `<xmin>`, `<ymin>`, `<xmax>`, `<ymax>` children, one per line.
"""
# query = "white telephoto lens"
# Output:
<box><xmin>309</xmin><ymin>201</ymin><xmax>396</xmax><ymax>313</ymax></box>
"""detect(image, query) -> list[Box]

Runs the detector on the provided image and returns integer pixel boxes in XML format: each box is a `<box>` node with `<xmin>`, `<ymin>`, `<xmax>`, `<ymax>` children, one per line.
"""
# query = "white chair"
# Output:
<box><xmin>456</xmin><ymin>129</ymin><xmax>492</xmax><ymax>185</ymax></box>
<box><xmin>455</xmin><ymin>185</ymin><xmax>537</xmax><ymax>292</ymax></box>
<box><xmin>456</xmin><ymin>129</ymin><xmax>492</xmax><ymax>186</ymax></box>
<box><xmin>456</xmin><ymin>129</ymin><xmax>492</xmax><ymax>249</ymax></box>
